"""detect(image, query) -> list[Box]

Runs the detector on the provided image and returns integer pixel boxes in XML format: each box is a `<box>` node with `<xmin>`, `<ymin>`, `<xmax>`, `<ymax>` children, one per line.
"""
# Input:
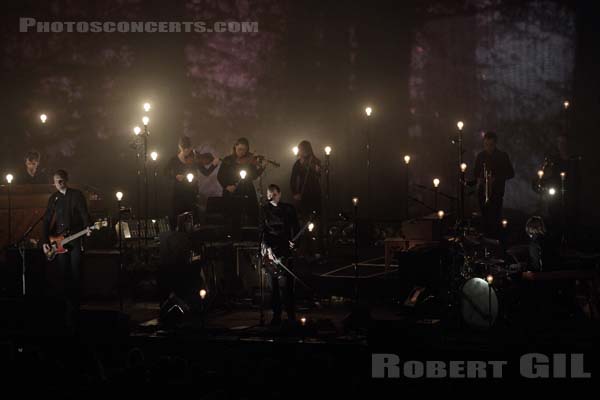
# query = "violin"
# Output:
<box><xmin>235</xmin><ymin>153</ymin><xmax>280</xmax><ymax>168</ymax></box>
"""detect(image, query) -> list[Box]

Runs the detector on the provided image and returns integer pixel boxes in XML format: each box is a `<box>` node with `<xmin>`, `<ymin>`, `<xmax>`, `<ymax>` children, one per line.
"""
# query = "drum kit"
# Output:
<box><xmin>447</xmin><ymin>232</ymin><xmax>522</xmax><ymax>329</ymax></box>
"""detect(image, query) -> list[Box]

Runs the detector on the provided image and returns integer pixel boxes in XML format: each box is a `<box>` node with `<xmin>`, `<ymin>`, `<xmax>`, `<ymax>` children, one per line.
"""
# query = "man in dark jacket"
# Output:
<box><xmin>42</xmin><ymin>169</ymin><xmax>91</xmax><ymax>312</ymax></box>
<box><xmin>472</xmin><ymin>131</ymin><xmax>515</xmax><ymax>238</ymax></box>
<box><xmin>259</xmin><ymin>184</ymin><xmax>300</xmax><ymax>325</ymax></box>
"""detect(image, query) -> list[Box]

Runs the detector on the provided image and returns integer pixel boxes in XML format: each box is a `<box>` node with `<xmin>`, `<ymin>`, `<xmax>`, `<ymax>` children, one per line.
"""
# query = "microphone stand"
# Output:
<box><xmin>13</xmin><ymin>210</ymin><xmax>47</xmax><ymax>296</ymax></box>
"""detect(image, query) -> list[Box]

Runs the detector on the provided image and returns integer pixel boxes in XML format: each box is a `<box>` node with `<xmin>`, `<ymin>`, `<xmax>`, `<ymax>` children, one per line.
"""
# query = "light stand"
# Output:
<box><xmin>151</xmin><ymin>151</ymin><xmax>159</xmax><ymax>218</ymax></box>
<box><xmin>142</xmin><ymin>117</ymin><xmax>150</xmax><ymax>252</ymax></box>
<box><xmin>404</xmin><ymin>156</ymin><xmax>410</xmax><ymax>220</ymax></box>
<box><xmin>324</xmin><ymin>146</ymin><xmax>332</xmax><ymax>243</ymax></box>
<box><xmin>433</xmin><ymin>178</ymin><xmax>440</xmax><ymax>211</ymax></box>
<box><xmin>560</xmin><ymin>171</ymin><xmax>567</xmax><ymax>245</ymax></box>
<box><xmin>116</xmin><ymin>191</ymin><xmax>124</xmax><ymax>312</ymax></box>
<box><xmin>456</xmin><ymin>121</ymin><xmax>465</xmax><ymax>224</ymax></box>
<box><xmin>133</xmin><ymin>126</ymin><xmax>142</xmax><ymax>259</ymax></box>
<box><xmin>364</xmin><ymin>107</ymin><xmax>373</xmax><ymax>223</ymax></box>
<box><xmin>6</xmin><ymin>174</ymin><xmax>13</xmax><ymax>246</ymax></box>
<box><xmin>352</xmin><ymin>197</ymin><xmax>359</xmax><ymax>302</ymax></box>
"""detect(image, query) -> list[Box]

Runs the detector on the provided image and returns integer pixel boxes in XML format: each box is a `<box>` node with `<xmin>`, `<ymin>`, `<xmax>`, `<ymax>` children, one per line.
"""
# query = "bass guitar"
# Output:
<box><xmin>44</xmin><ymin>220</ymin><xmax>106</xmax><ymax>261</ymax></box>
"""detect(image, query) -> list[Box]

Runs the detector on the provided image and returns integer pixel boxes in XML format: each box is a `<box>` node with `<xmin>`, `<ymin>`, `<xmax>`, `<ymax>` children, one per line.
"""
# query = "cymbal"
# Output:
<box><xmin>474</xmin><ymin>258</ymin><xmax>505</xmax><ymax>265</ymax></box>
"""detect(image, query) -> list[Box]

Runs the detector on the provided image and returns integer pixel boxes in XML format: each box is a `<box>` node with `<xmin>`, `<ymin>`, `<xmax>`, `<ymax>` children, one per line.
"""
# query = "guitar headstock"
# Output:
<box><xmin>92</xmin><ymin>218</ymin><xmax>109</xmax><ymax>230</ymax></box>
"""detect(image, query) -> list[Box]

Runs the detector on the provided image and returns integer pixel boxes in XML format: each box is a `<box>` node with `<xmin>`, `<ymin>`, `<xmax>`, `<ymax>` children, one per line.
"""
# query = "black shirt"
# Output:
<box><xmin>165</xmin><ymin>155</ymin><xmax>216</xmax><ymax>201</ymax></box>
<box><xmin>43</xmin><ymin>188</ymin><xmax>91</xmax><ymax>244</ymax></box>
<box><xmin>473</xmin><ymin>148</ymin><xmax>515</xmax><ymax>199</ymax></box>
<box><xmin>290</xmin><ymin>157</ymin><xmax>322</xmax><ymax>213</ymax></box>
<box><xmin>20</xmin><ymin>169</ymin><xmax>49</xmax><ymax>184</ymax></box>
<box><xmin>217</xmin><ymin>154</ymin><xmax>262</xmax><ymax>198</ymax></box>
<box><xmin>259</xmin><ymin>201</ymin><xmax>300</xmax><ymax>257</ymax></box>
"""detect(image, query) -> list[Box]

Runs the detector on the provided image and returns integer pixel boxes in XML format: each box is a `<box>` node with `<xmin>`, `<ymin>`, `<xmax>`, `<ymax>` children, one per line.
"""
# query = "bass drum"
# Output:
<box><xmin>460</xmin><ymin>277</ymin><xmax>498</xmax><ymax>329</ymax></box>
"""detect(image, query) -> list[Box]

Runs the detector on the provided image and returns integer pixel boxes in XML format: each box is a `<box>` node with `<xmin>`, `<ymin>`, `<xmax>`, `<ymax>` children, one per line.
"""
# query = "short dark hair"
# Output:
<box><xmin>53</xmin><ymin>169</ymin><xmax>69</xmax><ymax>181</ymax></box>
<box><xmin>267</xmin><ymin>184</ymin><xmax>280</xmax><ymax>193</ymax></box>
<box><xmin>24</xmin><ymin>151</ymin><xmax>40</xmax><ymax>162</ymax></box>
<box><xmin>483</xmin><ymin>131</ymin><xmax>498</xmax><ymax>142</ymax></box>
<box><xmin>526</xmin><ymin>216</ymin><xmax>546</xmax><ymax>237</ymax></box>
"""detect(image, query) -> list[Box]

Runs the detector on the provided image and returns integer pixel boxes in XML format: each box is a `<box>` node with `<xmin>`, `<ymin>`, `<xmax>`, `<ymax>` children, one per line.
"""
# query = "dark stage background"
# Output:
<box><xmin>1</xmin><ymin>0</ymin><xmax>599</xmax><ymax>225</ymax></box>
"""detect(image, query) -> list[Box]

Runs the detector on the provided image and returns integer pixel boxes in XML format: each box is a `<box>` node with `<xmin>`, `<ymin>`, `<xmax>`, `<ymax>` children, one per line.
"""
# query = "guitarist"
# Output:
<box><xmin>259</xmin><ymin>184</ymin><xmax>300</xmax><ymax>326</ymax></box>
<box><xmin>42</xmin><ymin>169</ymin><xmax>92</xmax><ymax>313</ymax></box>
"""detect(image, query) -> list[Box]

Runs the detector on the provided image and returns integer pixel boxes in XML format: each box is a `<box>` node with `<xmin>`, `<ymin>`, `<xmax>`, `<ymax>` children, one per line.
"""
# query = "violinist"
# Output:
<box><xmin>217</xmin><ymin>137</ymin><xmax>265</xmax><ymax>226</ymax></box>
<box><xmin>290</xmin><ymin>141</ymin><xmax>322</xmax><ymax>220</ymax></box>
<box><xmin>165</xmin><ymin>136</ymin><xmax>219</xmax><ymax>229</ymax></box>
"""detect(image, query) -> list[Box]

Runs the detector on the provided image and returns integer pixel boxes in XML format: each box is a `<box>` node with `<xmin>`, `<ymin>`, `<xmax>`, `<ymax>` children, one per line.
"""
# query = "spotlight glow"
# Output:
<box><xmin>115</xmin><ymin>191</ymin><xmax>123</xmax><ymax>201</ymax></box>
<box><xmin>548</xmin><ymin>187</ymin><xmax>556</xmax><ymax>196</ymax></box>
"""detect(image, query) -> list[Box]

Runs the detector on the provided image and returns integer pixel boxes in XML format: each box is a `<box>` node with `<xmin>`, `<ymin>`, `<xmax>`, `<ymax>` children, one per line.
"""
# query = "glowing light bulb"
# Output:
<box><xmin>486</xmin><ymin>275</ymin><xmax>494</xmax><ymax>284</ymax></box>
<box><xmin>352</xmin><ymin>197</ymin><xmax>359</xmax><ymax>206</ymax></box>
<box><xmin>560</xmin><ymin>171</ymin><xmax>566</xmax><ymax>180</ymax></box>
<box><xmin>460</xmin><ymin>163</ymin><xmax>467</xmax><ymax>172</ymax></box>
<box><xmin>199</xmin><ymin>289</ymin><xmax>207</xmax><ymax>299</ymax></box>
<box><xmin>300</xmin><ymin>317</ymin><xmax>307</xmax><ymax>326</ymax></box>
<box><xmin>142</xmin><ymin>116</ymin><xmax>149</xmax><ymax>126</ymax></box>
<box><xmin>537</xmin><ymin>170</ymin><xmax>544</xmax><ymax>179</ymax></box>
<box><xmin>457</xmin><ymin>121</ymin><xmax>464</xmax><ymax>130</ymax></box>
<box><xmin>433</xmin><ymin>178</ymin><xmax>440</xmax><ymax>188</ymax></box>
<box><xmin>143</xmin><ymin>102</ymin><xmax>151</xmax><ymax>112</ymax></box>
<box><xmin>40</xmin><ymin>114</ymin><xmax>47</xmax><ymax>124</ymax></box>
<box><xmin>404</xmin><ymin>155</ymin><xmax>411</xmax><ymax>165</ymax></box>
<box><xmin>437</xmin><ymin>210</ymin><xmax>445</xmax><ymax>219</ymax></box>
<box><xmin>186</xmin><ymin>173</ymin><xmax>194</xmax><ymax>183</ymax></box>
<box><xmin>292</xmin><ymin>146</ymin><xmax>299</xmax><ymax>156</ymax></box>
<box><xmin>6</xmin><ymin>174</ymin><xmax>14</xmax><ymax>184</ymax></box>
<box><xmin>563</xmin><ymin>100</ymin><xmax>570</xmax><ymax>110</ymax></box>
<box><xmin>308</xmin><ymin>222</ymin><xmax>315</xmax><ymax>232</ymax></box>
<box><xmin>501</xmin><ymin>219</ymin><xmax>508</xmax><ymax>228</ymax></box>
<box><xmin>548</xmin><ymin>188</ymin><xmax>556</xmax><ymax>196</ymax></box>
<box><xmin>365</xmin><ymin>106</ymin><xmax>372</xmax><ymax>117</ymax></box>
<box><xmin>115</xmin><ymin>191</ymin><xmax>123</xmax><ymax>201</ymax></box>
<box><xmin>150</xmin><ymin>151</ymin><xmax>158</xmax><ymax>161</ymax></box>
<box><xmin>133</xmin><ymin>126</ymin><xmax>141</xmax><ymax>135</ymax></box>
<box><xmin>239</xmin><ymin>170</ymin><xmax>247</xmax><ymax>180</ymax></box>
<box><xmin>324</xmin><ymin>146</ymin><xmax>332</xmax><ymax>156</ymax></box>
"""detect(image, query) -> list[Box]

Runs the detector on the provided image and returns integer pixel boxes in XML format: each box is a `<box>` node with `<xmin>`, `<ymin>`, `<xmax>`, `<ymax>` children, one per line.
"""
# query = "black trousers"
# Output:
<box><xmin>56</xmin><ymin>237</ymin><xmax>82</xmax><ymax>311</ymax></box>
<box><xmin>479</xmin><ymin>195</ymin><xmax>503</xmax><ymax>238</ymax></box>
<box><xmin>266</xmin><ymin>262</ymin><xmax>295</xmax><ymax>319</ymax></box>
